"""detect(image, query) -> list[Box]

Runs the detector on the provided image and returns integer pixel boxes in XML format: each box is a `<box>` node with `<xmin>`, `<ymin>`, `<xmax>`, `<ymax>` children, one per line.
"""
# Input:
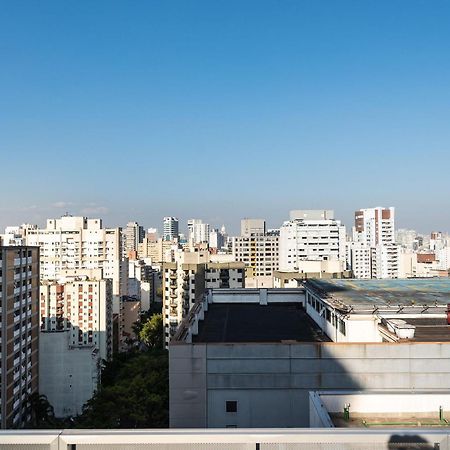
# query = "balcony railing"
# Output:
<box><xmin>0</xmin><ymin>429</ymin><xmax>448</xmax><ymax>449</ymax></box>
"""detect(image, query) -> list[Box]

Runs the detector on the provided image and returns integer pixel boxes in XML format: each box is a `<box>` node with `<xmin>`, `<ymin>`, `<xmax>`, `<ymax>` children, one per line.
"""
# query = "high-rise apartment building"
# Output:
<box><xmin>39</xmin><ymin>268</ymin><xmax>113</xmax><ymax>417</ymax></box>
<box><xmin>209</xmin><ymin>227</ymin><xmax>227</xmax><ymax>251</ymax></box>
<box><xmin>0</xmin><ymin>246</ymin><xmax>39</xmax><ymax>429</ymax></box>
<box><xmin>163</xmin><ymin>217</ymin><xmax>179</xmax><ymax>241</ymax></box>
<box><xmin>353</xmin><ymin>207</ymin><xmax>395</xmax><ymax>246</ymax></box>
<box><xmin>26</xmin><ymin>216</ymin><xmax>126</xmax><ymax>313</ymax></box>
<box><xmin>187</xmin><ymin>219</ymin><xmax>210</xmax><ymax>246</ymax></box>
<box><xmin>350</xmin><ymin>207</ymin><xmax>399</xmax><ymax>279</ymax></box>
<box><xmin>279</xmin><ymin>210</ymin><xmax>346</xmax><ymax>272</ymax></box>
<box><xmin>123</xmin><ymin>221</ymin><xmax>145</xmax><ymax>257</ymax></box>
<box><xmin>40</xmin><ymin>268</ymin><xmax>113</xmax><ymax>361</ymax></box>
<box><xmin>231</xmin><ymin>220</ymin><xmax>279</xmax><ymax>287</ymax></box>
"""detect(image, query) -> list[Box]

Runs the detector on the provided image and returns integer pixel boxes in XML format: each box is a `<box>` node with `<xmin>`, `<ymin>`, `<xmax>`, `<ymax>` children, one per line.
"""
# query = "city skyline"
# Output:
<box><xmin>0</xmin><ymin>204</ymin><xmax>447</xmax><ymax>237</ymax></box>
<box><xmin>1</xmin><ymin>1</ymin><xmax>450</xmax><ymax>233</ymax></box>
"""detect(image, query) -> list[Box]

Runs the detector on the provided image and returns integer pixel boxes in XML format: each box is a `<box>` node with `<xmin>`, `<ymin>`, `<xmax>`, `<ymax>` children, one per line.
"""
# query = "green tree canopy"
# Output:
<box><xmin>139</xmin><ymin>313</ymin><xmax>163</xmax><ymax>349</ymax></box>
<box><xmin>77</xmin><ymin>350</ymin><xmax>168</xmax><ymax>428</ymax></box>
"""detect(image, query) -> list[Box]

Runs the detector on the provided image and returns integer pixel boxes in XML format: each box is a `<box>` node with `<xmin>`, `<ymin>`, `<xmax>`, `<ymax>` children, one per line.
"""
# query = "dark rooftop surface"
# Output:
<box><xmin>306</xmin><ymin>278</ymin><xmax>450</xmax><ymax>310</ymax></box>
<box><xmin>405</xmin><ymin>318</ymin><xmax>450</xmax><ymax>342</ymax></box>
<box><xmin>192</xmin><ymin>303</ymin><xmax>330</xmax><ymax>343</ymax></box>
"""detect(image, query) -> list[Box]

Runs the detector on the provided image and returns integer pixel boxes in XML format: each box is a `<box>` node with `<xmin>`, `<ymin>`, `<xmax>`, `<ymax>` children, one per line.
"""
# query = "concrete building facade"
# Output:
<box><xmin>26</xmin><ymin>216</ymin><xmax>127</xmax><ymax>314</ymax></box>
<box><xmin>279</xmin><ymin>210</ymin><xmax>346</xmax><ymax>272</ymax></box>
<box><xmin>232</xmin><ymin>219</ymin><xmax>279</xmax><ymax>287</ymax></box>
<box><xmin>170</xmin><ymin>281</ymin><xmax>450</xmax><ymax>428</ymax></box>
<box><xmin>0</xmin><ymin>246</ymin><xmax>39</xmax><ymax>429</ymax></box>
<box><xmin>350</xmin><ymin>207</ymin><xmax>399</xmax><ymax>279</ymax></box>
<box><xmin>163</xmin><ymin>217</ymin><xmax>179</xmax><ymax>241</ymax></box>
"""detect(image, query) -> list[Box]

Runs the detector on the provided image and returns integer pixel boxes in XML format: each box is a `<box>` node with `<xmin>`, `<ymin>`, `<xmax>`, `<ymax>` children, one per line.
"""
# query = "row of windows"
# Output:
<box><xmin>306</xmin><ymin>293</ymin><xmax>346</xmax><ymax>336</ymax></box>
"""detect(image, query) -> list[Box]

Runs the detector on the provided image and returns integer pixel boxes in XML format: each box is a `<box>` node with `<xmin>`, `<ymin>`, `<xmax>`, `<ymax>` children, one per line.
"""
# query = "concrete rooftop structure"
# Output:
<box><xmin>306</xmin><ymin>278</ymin><xmax>450</xmax><ymax>312</ymax></box>
<box><xmin>193</xmin><ymin>303</ymin><xmax>330</xmax><ymax>343</ymax></box>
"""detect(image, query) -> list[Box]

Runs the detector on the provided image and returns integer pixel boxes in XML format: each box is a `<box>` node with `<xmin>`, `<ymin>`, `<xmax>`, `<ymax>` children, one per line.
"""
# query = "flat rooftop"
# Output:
<box><xmin>331</xmin><ymin>413</ymin><xmax>450</xmax><ymax>428</ymax></box>
<box><xmin>192</xmin><ymin>303</ymin><xmax>330</xmax><ymax>343</ymax></box>
<box><xmin>306</xmin><ymin>278</ymin><xmax>450</xmax><ymax>311</ymax></box>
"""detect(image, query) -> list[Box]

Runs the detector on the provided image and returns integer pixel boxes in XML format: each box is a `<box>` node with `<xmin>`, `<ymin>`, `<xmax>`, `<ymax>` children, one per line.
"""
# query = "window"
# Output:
<box><xmin>226</xmin><ymin>400</ymin><xmax>237</xmax><ymax>413</ymax></box>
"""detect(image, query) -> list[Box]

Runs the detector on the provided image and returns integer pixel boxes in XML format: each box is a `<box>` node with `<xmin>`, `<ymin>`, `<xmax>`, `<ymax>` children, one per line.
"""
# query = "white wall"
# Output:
<box><xmin>39</xmin><ymin>331</ymin><xmax>99</xmax><ymax>418</ymax></box>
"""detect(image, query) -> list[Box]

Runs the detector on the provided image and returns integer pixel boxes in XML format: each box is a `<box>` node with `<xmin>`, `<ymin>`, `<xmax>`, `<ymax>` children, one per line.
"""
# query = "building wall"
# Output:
<box><xmin>279</xmin><ymin>217</ymin><xmax>346</xmax><ymax>272</ymax></box>
<box><xmin>40</xmin><ymin>269</ymin><xmax>113</xmax><ymax>362</ymax></box>
<box><xmin>26</xmin><ymin>216</ymin><xmax>125</xmax><ymax>314</ymax></box>
<box><xmin>39</xmin><ymin>331</ymin><xmax>99</xmax><ymax>418</ymax></box>
<box><xmin>121</xmin><ymin>300</ymin><xmax>140</xmax><ymax>347</ymax></box>
<box><xmin>170</xmin><ymin>341</ymin><xmax>450</xmax><ymax>428</ymax></box>
<box><xmin>231</xmin><ymin>234</ymin><xmax>279</xmax><ymax>278</ymax></box>
<box><xmin>0</xmin><ymin>246</ymin><xmax>39</xmax><ymax>429</ymax></box>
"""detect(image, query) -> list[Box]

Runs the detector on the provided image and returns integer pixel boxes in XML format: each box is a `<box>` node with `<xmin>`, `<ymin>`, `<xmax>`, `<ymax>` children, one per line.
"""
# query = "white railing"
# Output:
<box><xmin>0</xmin><ymin>429</ymin><xmax>448</xmax><ymax>449</ymax></box>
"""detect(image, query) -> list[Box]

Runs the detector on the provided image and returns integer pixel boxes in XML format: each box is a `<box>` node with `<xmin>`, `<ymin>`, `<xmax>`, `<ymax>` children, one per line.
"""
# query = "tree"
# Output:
<box><xmin>25</xmin><ymin>393</ymin><xmax>57</xmax><ymax>428</ymax></box>
<box><xmin>139</xmin><ymin>313</ymin><xmax>163</xmax><ymax>349</ymax></box>
<box><xmin>77</xmin><ymin>350</ymin><xmax>168</xmax><ymax>428</ymax></box>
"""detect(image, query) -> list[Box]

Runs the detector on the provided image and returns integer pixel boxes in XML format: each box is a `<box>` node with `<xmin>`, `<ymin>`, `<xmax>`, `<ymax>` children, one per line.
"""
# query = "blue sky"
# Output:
<box><xmin>1</xmin><ymin>1</ymin><xmax>450</xmax><ymax>234</ymax></box>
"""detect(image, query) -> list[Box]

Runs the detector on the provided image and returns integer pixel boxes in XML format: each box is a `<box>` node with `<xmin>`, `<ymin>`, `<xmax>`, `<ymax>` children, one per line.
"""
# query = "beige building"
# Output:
<box><xmin>232</xmin><ymin>219</ymin><xmax>279</xmax><ymax>287</ymax></box>
<box><xmin>39</xmin><ymin>268</ymin><xmax>113</xmax><ymax>418</ymax></box>
<box><xmin>40</xmin><ymin>268</ymin><xmax>113</xmax><ymax>361</ymax></box>
<box><xmin>26</xmin><ymin>216</ymin><xmax>127</xmax><ymax>314</ymax></box>
<box><xmin>0</xmin><ymin>246</ymin><xmax>40</xmax><ymax>429</ymax></box>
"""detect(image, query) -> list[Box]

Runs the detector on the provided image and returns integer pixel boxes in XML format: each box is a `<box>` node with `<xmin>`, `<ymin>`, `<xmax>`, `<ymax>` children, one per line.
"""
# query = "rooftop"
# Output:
<box><xmin>192</xmin><ymin>303</ymin><xmax>330</xmax><ymax>343</ymax></box>
<box><xmin>306</xmin><ymin>278</ymin><xmax>450</xmax><ymax>312</ymax></box>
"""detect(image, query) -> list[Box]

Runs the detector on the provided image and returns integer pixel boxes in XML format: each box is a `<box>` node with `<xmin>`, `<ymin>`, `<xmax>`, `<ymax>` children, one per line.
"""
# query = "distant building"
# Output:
<box><xmin>240</xmin><ymin>218</ymin><xmax>266</xmax><ymax>237</ymax></box>
<box><xmin>209</xmin><ymin>226</ymin><xmax>228</xmax><ymax>252</ymax></box>
<box><xmin>231</xmin><ymin>219</ymin><xmax>279</xmax><ymax>288</ymax></box>
<box><xmin>123</xmin><ymin>221</ymin><xmax>145</xmax><ymax>257</ymax></box>
<box><xmin>279</xmin><ymin>210</ymin><xmax>346</xmax><ymax>271</ymax></box>
<box><xmin>26</xmin><ymin>216</ymin><xmax>127</xmax><ymax>314</ymax></box>
<box><xmin>350</xmin><ymin>207</ymin><xmax>399</xmax><ymax>279</ymax></box>
<box><xmin>0</xmin><ymin>246</ymin><xmax>40</xmax><ymax>429</ymax></box>
<box><xmin>163</xmin><ymin>217</ymin><xmax>179</xmax><ymax>241</ymax></box>
<box><xmin>187</xmin><ymin>219</ymin><xmax>210</xmax><ymax>246</ymax></box>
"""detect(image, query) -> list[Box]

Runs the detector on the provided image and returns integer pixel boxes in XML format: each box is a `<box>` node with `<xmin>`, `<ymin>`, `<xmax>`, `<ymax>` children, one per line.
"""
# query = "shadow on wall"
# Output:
<box><xmin>170</xmin><ymin>329</ymin><xmax>450</xmax><ymax>428</ymax></box>
<box><xmin>388</xmin><ymin>434</ymin><xmax>436</xmax><ymax>450</ymax></box>
<box><xmin>39</xmin><ymin>317</ymin><xmax>110</xmax><ymax>418</ymax></box>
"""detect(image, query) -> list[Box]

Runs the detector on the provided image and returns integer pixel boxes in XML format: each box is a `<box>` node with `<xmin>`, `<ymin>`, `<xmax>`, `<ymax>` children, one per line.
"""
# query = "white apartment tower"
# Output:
<box><xmin>350</xmin><ymin>207</ymin><xmax>399</xmax><ymax>279</ymax></box>
<box><xmin>187</xmin><ymin>219</ymin><xmax>210</xmax><ymax>246</ymax></box>
<box><xmin>163</xmin><ymin>217</ymin><xmax>179</xmax><ymax>241</ymax></box>
<box><xmin>26</xmin><ymin>216</ymin><xmax>126</xmax><ymax>313</ymax></box>
<box><xmin>279</xmin><ymin>210</ymin><xmax>346</xmax><ymax>272</ymax></box>
<box><xmin>353</xmin><ymin>207</ymin><xmax>395</xmax><ymax>246</ymax></box>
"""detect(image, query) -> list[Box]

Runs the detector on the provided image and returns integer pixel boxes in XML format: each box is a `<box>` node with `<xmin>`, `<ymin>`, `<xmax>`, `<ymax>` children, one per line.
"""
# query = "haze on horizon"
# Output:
<box><xmin>1</xmin><ymin>1</ymin><xmax>450</xmax><ymax>234</ymax></box>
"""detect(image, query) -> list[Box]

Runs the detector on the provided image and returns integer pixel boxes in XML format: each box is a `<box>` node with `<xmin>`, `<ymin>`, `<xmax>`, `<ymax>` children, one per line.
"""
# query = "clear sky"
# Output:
<box><xmin>1</xmin><ymin>1</ymin><xmax>450</xmax><ymax>234</ymax></box>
